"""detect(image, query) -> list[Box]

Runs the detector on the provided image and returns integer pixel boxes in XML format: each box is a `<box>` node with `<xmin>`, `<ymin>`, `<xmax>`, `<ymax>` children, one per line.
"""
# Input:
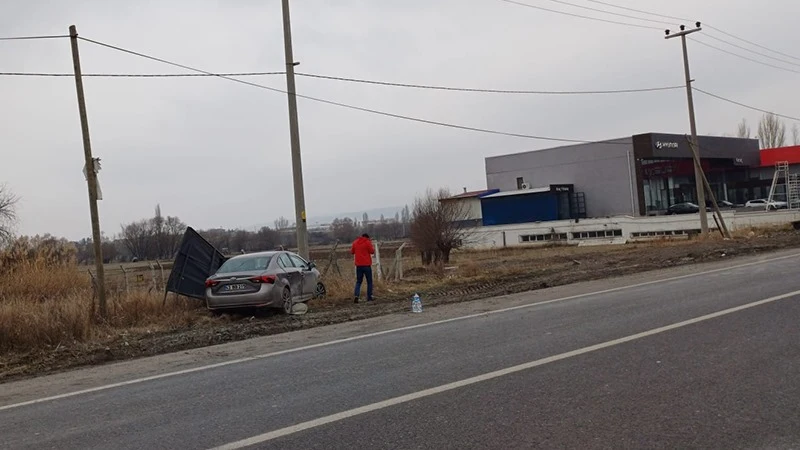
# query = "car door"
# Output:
<box><xmin>276</xmin><ymin>252</ymin><xmax>302</xmax><ymax>300</ymax></box>
<box><xmin>289</xmin><ymin>254</ymin><xmax>317</xmax><ymax>301</ymax></box>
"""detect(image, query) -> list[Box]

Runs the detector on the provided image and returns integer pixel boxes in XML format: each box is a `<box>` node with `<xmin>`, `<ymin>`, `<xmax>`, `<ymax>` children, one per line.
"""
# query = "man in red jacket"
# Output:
<box><xmin>351</xmin><ymin>233</ymin><xmax>375</xmax><ymax>303</ymax></box>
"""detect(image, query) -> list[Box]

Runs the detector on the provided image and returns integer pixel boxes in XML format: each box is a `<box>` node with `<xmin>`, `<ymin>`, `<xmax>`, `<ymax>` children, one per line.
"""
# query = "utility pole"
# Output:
<box><xmin>281</xmin><ymin>0</ymin><xmax>309</xmax><ymax>259</ymax></box>
<box><xmin>69</xmin><ymin>25</ymin><xmax>107</xmax><ymax>317</ymax></box>
<box><xmin>666</xmin><ymin>22</ymin><xmax>708</xmax><ymax>236</ymax></box>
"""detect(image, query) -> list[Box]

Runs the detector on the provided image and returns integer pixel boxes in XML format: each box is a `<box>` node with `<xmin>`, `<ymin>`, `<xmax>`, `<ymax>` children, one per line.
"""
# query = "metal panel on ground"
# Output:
<box><xmin>165</xmin><ymin>227</ymin><xmax>227</xmax><ymax>300</ymax></box>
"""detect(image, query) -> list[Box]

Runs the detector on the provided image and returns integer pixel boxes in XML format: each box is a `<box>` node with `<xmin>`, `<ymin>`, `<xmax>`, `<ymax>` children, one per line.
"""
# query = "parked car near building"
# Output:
<box><xmin>706</xmin><ymin>200</ymin><xmax>737</xmax><ymax>209</ymax></box>
<box><xmin>745</xmin><ymin>199</ymin><xmax>787</xmax><ymax>209</ymax></box>
<box><xmin>666</xmin><ymin>202</ymin><xmax>703</xmax><ymax>215</ymax></box>
<box><xmin>204</xmin><ymin>251</ymin><xmax>325</xmax><ymax>313</ymax></box>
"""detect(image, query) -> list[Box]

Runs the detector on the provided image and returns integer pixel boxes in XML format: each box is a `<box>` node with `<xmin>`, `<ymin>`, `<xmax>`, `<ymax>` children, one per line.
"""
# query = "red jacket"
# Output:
<box><xmin>351</xmin><ymin>236</ymin><xmax>374</xmax><ymax>267</ymax></box>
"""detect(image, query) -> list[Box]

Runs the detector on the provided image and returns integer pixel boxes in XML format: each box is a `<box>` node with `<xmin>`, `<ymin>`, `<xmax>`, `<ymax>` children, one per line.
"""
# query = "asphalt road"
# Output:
<box><xmin>2</xmin><ymin>251</ymin><xmax>800</xmax><ymax>449</ymax></box>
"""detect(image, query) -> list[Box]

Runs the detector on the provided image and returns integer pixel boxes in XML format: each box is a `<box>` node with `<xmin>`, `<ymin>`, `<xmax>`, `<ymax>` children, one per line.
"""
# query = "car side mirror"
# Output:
<box><xmin>308</xmin><ymin>262</ymin><xmax>316</xmax><ymax>270</ymax></box>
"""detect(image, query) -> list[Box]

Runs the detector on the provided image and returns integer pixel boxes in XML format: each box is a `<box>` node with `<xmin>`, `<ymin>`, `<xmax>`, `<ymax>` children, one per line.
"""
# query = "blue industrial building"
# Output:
<box><xmin>479</xmin><ymin>184</ymin><xmax>586</xmax><ymax>226</ymax></box>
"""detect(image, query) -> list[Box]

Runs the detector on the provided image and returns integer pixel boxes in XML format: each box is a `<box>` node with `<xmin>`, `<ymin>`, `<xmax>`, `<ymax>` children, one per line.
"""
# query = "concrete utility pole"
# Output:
<box><xmin>281</xmin><ymin>0</ymin><xmax>309</xmax><ymax>259</ymax></box>
<box><xmin>666</xmin><ymin>23</ymin><xmax>709</xmax><ymax>236</ymax></box>
<box><xmin>69</xmin><ymin>25</ymin><xmax>107</xmax><ymax>317</ymax></box>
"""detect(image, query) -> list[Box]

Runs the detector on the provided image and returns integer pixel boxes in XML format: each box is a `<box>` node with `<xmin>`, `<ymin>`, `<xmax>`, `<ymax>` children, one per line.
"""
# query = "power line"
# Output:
<box><xmin>693</xmin><ymin>87</ymin><xmax>800</xmax><ymax>122</ymax></box>
<box><xmin>691</xmin><ymin>38</ymin><xmax>800</xmax><ymax>75</ymax></box>
<box><xmin>704</xmin><ymin>24</ymin><xmax>800</xmax><ymax>64</ymax></box>
<box><xmin>584</xmin><ymin>0</ymin><xmax>689</xmax><ymax>22</ymax></box>
<box><xmin>538</xmin><ymin>0</ymin><xmax>674</xmax><ymax>26</ymax></box>
<box><xmin>76</xmin><ymin>35</ymin><xmax>633</xmax><ymax>146</ymax></box>
<box><xmin>497</xmin><ymin>0</ymin><xmax>662</xmax><ymax>30</ymax></box>
<box><xmin>0</xmin><ymin>34</ymin><xmax>69</xmax><ymax>41</ymax></box>
<box><xmin>500</xmin><ymin>0</ymin><xmax>800</xmax><ymax>74</ymax></box>
<box><xmin>290</xmin><ymin>72</ymin><xmax>685</xmax><ymax>95</ymax></box>
<box><xmin>702</xmin><ymin>34</ymin><xmax>800</xmax><ymax>69</ymax></box>
<box><xmin>0</xmin><ymin>71</ymin><xmax>285</xmax><ymax>77</ymax></box>
<box><xmin>0</xmin><ymin>71</ymin><xmax>685</xmax><ymax>95</ymax></box>
<box><xmin>583</xmin><ymin>0</ymin><xmax>800</xmax><ymax>64</ymax></box>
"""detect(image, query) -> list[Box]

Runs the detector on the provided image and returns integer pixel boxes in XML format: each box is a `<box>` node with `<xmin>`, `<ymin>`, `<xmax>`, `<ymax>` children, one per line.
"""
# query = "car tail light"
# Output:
<box><xmin>250</xmin><ymin>275</ymin><xmax>276</xmax><ymax>284</ymax></box>
<box><xmin>205</xmin><ymin>279</ymin><xmax>220</xmax><ymax>288</ymax></box>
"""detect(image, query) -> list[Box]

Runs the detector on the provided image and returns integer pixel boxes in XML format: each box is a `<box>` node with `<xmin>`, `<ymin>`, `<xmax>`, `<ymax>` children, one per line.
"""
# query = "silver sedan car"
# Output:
<box><xmin>204</xmin><ymin>251</ymin><xmax>326</xmax><ymax>313</ymax></box>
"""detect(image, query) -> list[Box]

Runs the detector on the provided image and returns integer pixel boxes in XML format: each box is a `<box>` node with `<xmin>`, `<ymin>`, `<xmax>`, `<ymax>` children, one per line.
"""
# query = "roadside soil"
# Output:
<box><xmin>3</xmin><ymin>229</ymin><xmax>800</xmax><ymax>383</ymax></box>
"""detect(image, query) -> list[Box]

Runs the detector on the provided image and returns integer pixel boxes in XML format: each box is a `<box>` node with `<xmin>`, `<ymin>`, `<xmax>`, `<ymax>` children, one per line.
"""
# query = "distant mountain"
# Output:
<box><xmin>309</xmin><ymin>206</ymin><xmax>405</xmax><ymax>225</ymax></box>
<box><xmin>248</xmin><ymin>206</ymin><xmax>406</xmax><ymax>231</ymax></box>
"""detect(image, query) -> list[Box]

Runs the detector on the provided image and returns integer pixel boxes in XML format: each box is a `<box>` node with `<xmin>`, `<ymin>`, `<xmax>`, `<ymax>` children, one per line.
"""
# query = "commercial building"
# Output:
<box><xmin>439</xmin><ymin>189</ymin><xmax>498</xmax><ymax>227</ymax></box>
<box><xmin>485</xmin><ymin>132</ymin><xmax>761</xmax><ymax>217</ymax></box>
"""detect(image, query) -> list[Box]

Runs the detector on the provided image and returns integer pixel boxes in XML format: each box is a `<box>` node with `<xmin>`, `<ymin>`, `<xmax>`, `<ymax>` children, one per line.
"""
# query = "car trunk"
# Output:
<box><xmin>209</xmin><ymin>272</ymin><xmax>265</xmax><ymax>295</ymax></box>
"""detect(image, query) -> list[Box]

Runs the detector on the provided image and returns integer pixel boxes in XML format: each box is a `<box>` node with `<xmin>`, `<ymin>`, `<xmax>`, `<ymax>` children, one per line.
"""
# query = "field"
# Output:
<box><xmin>2</xmin><ymin>227</ymin><xmax>800</xmax><ymax>382</ymax></box>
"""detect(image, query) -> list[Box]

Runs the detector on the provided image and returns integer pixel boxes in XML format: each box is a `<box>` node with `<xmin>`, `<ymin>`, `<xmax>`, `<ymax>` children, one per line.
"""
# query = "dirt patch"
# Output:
<box><xmin>2</xmin><ymin>230</ymin><xmax>799</xmax><ymax>382</ymax></box>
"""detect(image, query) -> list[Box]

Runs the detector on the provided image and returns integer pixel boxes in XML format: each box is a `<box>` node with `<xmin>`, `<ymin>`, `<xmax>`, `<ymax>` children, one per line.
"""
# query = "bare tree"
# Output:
<box><xmin>793</xmin><ymin>123</ymin><xmax>799</xmax><ymax>146</ymax></box>
<box><xmin>120</xmin><ymin>219</ymin><xmax>152</xmax><ymax>260</ymax></box>
<box><xmin>331</xmin><ymin>217</ymin><xmax>358</xmax><ymax>242</ymax></box>
<box><xmin>410</xmin><ymin>188</ymin><xmax>473</xmax><ymax>265</ymax></box>
<box><xmin>736</xmin><ymin>118</ymin><xmax>751</xmax><ymax>139</ymax></box>
<box><xmin>274</xmin><ymin>216</ymin><xmax>290</xmax><ymax>231</ymax></box>
<box><xmin>758</xmin><ymin>113</ymin><xmax>786</xmax><ymax>149</ymax></box>
<box><xmin>162</xmin><ymin>216</ymin><xmax>186</xmax><ymax>258</ymax></box>
<box><xmin>0</xmin><ymin>184</ymin><xmax>18</xmax><ymax>243</ymax></box>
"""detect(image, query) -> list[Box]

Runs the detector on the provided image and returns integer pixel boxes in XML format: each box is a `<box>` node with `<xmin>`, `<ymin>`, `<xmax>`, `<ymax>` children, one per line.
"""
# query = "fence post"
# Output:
<box><xmin>149</xmin><ymin>262</ymin><xmax>157</xmax><ymax>292</ymax></box>
<box><xmin>120</xmin><ymin>264</ymin><xmax>129</xmax><ymax>295</ymax></box>
<box><xmin>374</xmin><ymin>241</ymin><xmax>383</xmax><ymax>281</ymax></box>
<box><xmin>322</xmin><ymin>241</ymin><xmax>341</xmax><ymax>277</ymax></box>
<box><xmin>395</xmin><ymin>242</ymin><xmax>406</xmax><ymax>281</ymax></box>
<box><xmin>156</xmin><ymin>260</ymin><xmax>165</xmax><ymax>289</ymax></box>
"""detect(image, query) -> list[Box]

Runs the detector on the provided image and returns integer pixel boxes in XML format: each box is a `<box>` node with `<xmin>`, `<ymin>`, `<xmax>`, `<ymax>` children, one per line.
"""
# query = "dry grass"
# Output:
<box><xmin>0</xmin><ymin>263</ymin><xmax>208</xmax><ymax>353</ymax></box>
<box><xmin>2</xmin><ymin>226</ymin><xmax>795</xmax><ymax>357</ymax></box>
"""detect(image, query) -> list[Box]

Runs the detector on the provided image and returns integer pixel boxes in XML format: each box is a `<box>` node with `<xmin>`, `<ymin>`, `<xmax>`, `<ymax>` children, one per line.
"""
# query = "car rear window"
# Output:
<box><xmin>216</xmin><ymin>255</ymin><xmax>272</xmax><ymax>274</ymax></box>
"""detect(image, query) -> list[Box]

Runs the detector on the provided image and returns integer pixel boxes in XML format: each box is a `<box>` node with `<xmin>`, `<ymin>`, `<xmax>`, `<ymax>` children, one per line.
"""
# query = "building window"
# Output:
<box><xmin>631</xmin><ymin>229</ymin><xmax>700</xmax><ymax>238</ymax></box>
<box><xmin>572</xmin><ymin>229</ymin><xmax>623</xmax><ymax>239</ymax></box>
<box><xmin>520</xmin><ymin>233</ymin><xmax>567</xmax><ymax>243</ymax></box>
<box><xmin>516</xmin><ymin>177</ymin><xmax>524</xmax><ymax>189</ymax></box>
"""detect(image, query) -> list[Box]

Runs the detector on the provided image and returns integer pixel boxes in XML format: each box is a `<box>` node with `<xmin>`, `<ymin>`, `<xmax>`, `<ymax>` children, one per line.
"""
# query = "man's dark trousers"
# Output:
<box><xmin>354</xmin><ymin>265</ymin><xmax>373</xmax><ymax>301</ymax></box>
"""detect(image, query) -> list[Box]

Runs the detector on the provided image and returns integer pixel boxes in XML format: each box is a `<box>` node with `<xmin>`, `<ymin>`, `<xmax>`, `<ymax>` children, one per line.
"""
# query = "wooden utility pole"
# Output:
<box><xmin>687</xmin><ymin>138</ymin><xmax>732</xmax><ymax>239</ymax></box>
<box><xmin>281</xmin><ymin>0</ymin><xmax>310</xmax><ymax>260</ymax></box>
<box><xmin>69</xmin><ymin>25</ymin><xmax>107</xmax><ymax>317</ymax></box>
<box><xmin>666</xmin><ymin>23</ymin><xmax>709</xmax><ymax>236</ymax></box>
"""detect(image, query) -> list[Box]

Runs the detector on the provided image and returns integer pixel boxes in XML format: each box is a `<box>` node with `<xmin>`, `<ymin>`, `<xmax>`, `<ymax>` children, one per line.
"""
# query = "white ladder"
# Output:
<box><xmin>767</xmin><ymin>161</ymin><xmax>790</xmax><ymax>211</ymax></box>
<box><xmin>789</xmin><ymin>173</ymin><xmax>800</xmax><ymax>210</ymax></box>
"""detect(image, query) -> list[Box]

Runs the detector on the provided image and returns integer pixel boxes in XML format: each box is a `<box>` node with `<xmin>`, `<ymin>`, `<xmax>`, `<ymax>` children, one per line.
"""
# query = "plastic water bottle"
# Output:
<box><xmin>412</xmin><ymin>293</ymin><xmax>422</xmax><ymax>313</ymax></box>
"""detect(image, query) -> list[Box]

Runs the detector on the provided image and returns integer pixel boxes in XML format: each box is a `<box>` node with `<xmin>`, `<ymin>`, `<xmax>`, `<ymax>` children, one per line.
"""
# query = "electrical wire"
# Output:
<box><xmin>0</xmin><ymin>34</ymin><xmax>69</xmax><ymax>41</ymax></box>
<box><xmin>693</xmin><ymin>87</ymin><xmax>800</xmax><ymax>122</ymax></box>
<box><xmin>497</xmin><ymin>0</ymin><xmax>662</xmax><ymax>30</ymax></box>
<box><xmin>690</xmin><ymin>38</ymin><xmax>800</xmax><ymax>76</ymax></box>
<box><xmin>294</xmin><ymin>72</ymin><xmax>684</xmax><ymax>95</ymax></box>
<box><xmin>538</xmin><ymin>0</ymin><xmax>675</xmax><ymax>27</ymax></box>
<box><xmin>0</xmin><ymin>71</ymin><xmax>285</xmax><ymax>78</ymax></box>
<box><xmin>0</xmin><ymin>71</ymin><xmax>685</xmax><ymax>95</ymax></box>
<box><xmin>501</xmin><ymin>0</ymin><xmax>800</xmax><ymax>75</ymax></box>
<box><xmin>702</xmin><ymin>34</ymin><xmax>800</xmax><ymax>69</ymax></box>
<box><xmin>584</xmin><ymin>0</ymin><xmax>689</xmax><ymax>22</ymax></box>
<box><xmin>75</xmin><ymin>35</ymin><xmax>634</xmax><ymax>146</ymax></box>
<box><xmin>583</xmin><ymin>0</ymin><xmax>800</xmax><ymax>64</ymax></box>
<box><xmin>704</xmin><ymin>24</ymin><xmax>800</xmax><ymax>64</ymax></box>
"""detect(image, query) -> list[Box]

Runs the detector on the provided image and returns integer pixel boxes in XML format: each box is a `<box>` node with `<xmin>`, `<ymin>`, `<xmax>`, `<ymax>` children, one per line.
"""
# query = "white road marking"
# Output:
<box><xmin>1</xmin><ymin>252</ymin><xmax>798</xmax><ymax>412</ymax></box>
<box><xmin>210</xmin><ymin>288</ymin><xmax>800</xmax><ymax>449</ymax></box>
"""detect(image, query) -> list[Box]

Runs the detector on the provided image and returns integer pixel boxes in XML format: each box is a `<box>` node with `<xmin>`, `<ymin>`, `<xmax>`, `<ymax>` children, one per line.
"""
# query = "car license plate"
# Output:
<box><xmin>223</xmin><ymin>283</ymin><xmax>248</xmax><ymax>292</ymax></box>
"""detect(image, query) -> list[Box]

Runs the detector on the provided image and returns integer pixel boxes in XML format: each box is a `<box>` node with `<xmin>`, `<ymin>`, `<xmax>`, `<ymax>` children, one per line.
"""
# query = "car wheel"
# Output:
<box><xmin>281</xmin><ymin>287</ymin><xmax>293</xmax><ymax>314</ymax></box>
<box><xmin>314</xmin><ymin>281</ymin><xmax>327</xmax><ymax>299</ymax></box>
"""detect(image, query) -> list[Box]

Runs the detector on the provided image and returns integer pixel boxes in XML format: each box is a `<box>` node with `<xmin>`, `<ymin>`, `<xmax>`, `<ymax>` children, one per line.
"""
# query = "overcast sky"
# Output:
<box><xmin>2</xmin><ymin>0</ymin><xmax>799</xmax><ymax>240</ymax></box>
